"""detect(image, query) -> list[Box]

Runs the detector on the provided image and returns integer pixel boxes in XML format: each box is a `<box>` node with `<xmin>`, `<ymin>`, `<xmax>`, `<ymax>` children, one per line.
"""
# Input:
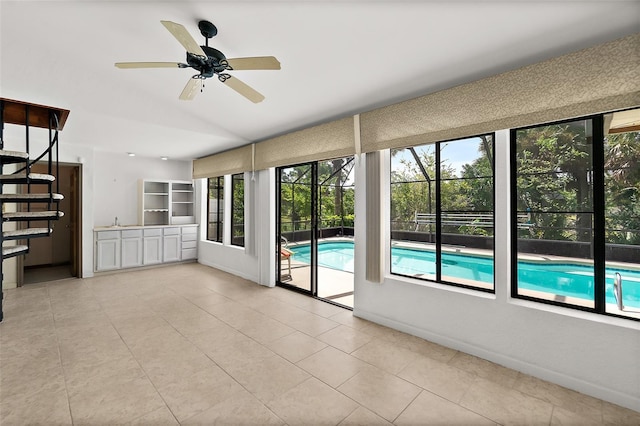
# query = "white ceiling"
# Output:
<box><xmin>1</xmin><ymin>1</ymin><xmax>638</xmax><ymax>161</ymax></box>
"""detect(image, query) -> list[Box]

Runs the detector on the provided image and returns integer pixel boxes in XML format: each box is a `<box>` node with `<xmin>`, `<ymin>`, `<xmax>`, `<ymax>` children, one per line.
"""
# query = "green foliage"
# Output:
<box><xmin>231</xmin><ymin>174</ymin><xmax>244</xmax><ymax>238</ymax></box>
<box><xmin>514</xmin><ymin>122</ymin><xmax>640</xmax><ymax>244</ymax></box>
<box><xmin>604</xmin><ymin>131</ymin><xmax>640</xmax><ymax>244</ymax></box>
<box><xmin>514</xmin><ymin>123</ymin><xmax>592</xmax><ymax>241</ymax></box>
<box><xmin>279</xmin><ymin>159</ymin><xmax>355</xmax><ymax>231</ymax></box>
<box><xmin>390</xmin><ymin>140</ymin><xmax>494</xmax><ymax>232</ymax></box>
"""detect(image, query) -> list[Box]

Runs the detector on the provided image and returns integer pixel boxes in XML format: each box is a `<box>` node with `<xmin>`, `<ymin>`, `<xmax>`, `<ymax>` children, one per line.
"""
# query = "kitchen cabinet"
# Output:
<box><xmin>143</xmin><ymin>228</ymin><xmax>162</xmax><ymax>265</ymax></box>
<box><xmin>95</xmin><ymin>230</ymin><xmax>120</xmax><ymax>271</ymax></box>
<box><xmin>94</xmin><ymin>225</ymin><xmax>197</xmax><ymax>272</ymax></box>
<box><xmin>181</xmin><ymin>226</ymin><xmax>198</xmax><ymax>260</ymax></box>
<box><xmin>121</xmin><ymin>229</ymin><xmax>143</xmax><ymax>268</ymax></box>
<box><xmin>162</xmin><ymin>227</ymin><xmax>181</xmax><ymax>262</ymax></box>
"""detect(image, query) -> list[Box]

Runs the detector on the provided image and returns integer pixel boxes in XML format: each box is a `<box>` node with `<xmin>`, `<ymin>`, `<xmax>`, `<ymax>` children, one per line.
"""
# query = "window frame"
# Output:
<box><xmin>510</xmin><ymin>112</ymin><xmax>639</xmax><ymax>321</ymax></box>
<box><xmin>207</xmin><ymin>176</ymin><xmax>224</xmax><ymax>243</ymax></box>
<box><xmin>389</xmin><ymin>133</ymin><xmax>496</xmax><ymax>293</ymax></box>
<box><xmin>230</xmin><ymin>173</ymin><xmax>245</xmax><ymax>247</ymax></box>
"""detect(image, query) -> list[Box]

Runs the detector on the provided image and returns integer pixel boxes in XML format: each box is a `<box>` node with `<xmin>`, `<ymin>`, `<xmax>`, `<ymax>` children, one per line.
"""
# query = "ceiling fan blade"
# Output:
<box><xmin>225</xmin><ymin>56</ymin><xmax>281</xmax><ymax>71</ymax></box>
<box><xmin>223</xmin><ymin>76</ymin><xmax>265</xmax><ymax>103</ymax></box>
<box><xmin>179</xmin><ymin>78</ymin><xmax>201</xmax><ymax>101</ymax></box>
<box><xmin>160</xmin><ymin>20</ymin><xmax>206</xmax><ymax>57</ymax></box>
<box><xmin>115</xmin><ymin>62</ymin><xmax>184</xmax><ymax>69</ymax></box>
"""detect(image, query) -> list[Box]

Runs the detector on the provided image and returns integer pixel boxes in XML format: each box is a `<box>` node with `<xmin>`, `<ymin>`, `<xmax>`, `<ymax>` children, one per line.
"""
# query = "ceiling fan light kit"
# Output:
<box><xmin>115</xmin><ymin>20</ymin><xmax>280</xmax><ymax>103</ymax></box>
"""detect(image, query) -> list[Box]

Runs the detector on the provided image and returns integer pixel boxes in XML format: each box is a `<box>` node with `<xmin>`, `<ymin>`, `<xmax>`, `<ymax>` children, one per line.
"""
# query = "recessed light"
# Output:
<box><xmin>127</xmin><ymin>152</ymin><xmax>135</xmax><ymax>157</ymax></box>
<box><xmin>160</xmin><ymin>156</ymin><xmax>168</xmax><ymax>161</ymax></box>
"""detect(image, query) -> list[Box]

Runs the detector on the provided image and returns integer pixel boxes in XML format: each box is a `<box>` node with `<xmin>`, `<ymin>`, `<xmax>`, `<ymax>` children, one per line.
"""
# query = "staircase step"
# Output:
<box><xmin>3</xmin><ymin>210</ymin><xmax>64</xmax><ymax>221</ymax></box>
<box><xmin>0</xmin><ymin>172</ymin><xmax>55</xmax><ymax>184</ymax></box>
<box><xmin>0</xmin><ymin>150</ymin><xmax>29</xmax><ymax>164</ymax></box>
<box><xmin>3</xmin><ymin>227</ymin><xmax>51</xmax><ymax>240</ymax></box>
<box><xmin>2</xmin><ymin>244</ymin><xmax>28</xmax><ymax>259</ymax></box>
<box><xmin>0</xmin><ymin>193</ymin><xmax>63</xmax><ymax>203</ymax></box>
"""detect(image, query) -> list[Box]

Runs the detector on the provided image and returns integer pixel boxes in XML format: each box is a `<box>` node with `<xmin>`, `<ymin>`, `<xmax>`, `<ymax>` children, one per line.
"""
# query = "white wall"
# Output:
<box><xmin>197</xmin><ymin>169</ymin><xmax>275</xmax><ymax>286</ymax></box>
<box><xmin>93</xmin><ymin>151</ymin><xmax>192</xmax><ymax>227</ymax></box>
<box><xmin>1</xmin><ymin>125</ymin><xmax>192</xmax><ymax>279</ymax></box>
<box><xmin>352</xmin><ymin>131</ymin><xmax>640</xmax><ymax>412</ymax></box>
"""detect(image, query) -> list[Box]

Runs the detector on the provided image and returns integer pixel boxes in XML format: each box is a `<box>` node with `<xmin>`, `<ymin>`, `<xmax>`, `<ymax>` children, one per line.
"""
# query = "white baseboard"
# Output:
<box><xmin>353</xmin><ymin>308</ymin><xmax>640</xmax><ymax>412</ymax></box>
<box><xmin>197</xmin><ymin>258</ymin><xmax>259</xmax><ymax>284</ymax></box>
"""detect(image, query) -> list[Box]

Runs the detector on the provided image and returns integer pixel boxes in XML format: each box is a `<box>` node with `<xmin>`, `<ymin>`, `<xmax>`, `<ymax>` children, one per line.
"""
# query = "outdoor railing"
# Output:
<box><xmin>414</xmin><ymin>212</ymin><xmax>532</xmax><ymax>230</ymax></box>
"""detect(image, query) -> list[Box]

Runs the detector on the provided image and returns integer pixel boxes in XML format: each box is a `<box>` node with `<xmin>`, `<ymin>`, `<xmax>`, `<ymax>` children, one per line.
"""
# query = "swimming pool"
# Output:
<box><xmin>289</xmin><ymin>241</ymin><xmax>640</xmax><ymax>308</ymax></box>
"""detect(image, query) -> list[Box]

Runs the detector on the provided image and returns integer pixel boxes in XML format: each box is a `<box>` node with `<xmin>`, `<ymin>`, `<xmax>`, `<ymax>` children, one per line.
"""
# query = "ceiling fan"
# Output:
<box><xmin>115</xmin><ymin>20</ymin><xmax>280</xmax><ymax>103</ymax></box>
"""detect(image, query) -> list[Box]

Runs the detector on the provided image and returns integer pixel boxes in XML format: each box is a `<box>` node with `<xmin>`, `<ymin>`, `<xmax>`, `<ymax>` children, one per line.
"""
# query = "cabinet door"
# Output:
<box><xmin>96</xmin><ymin>239</ymin><xmax>120</xmax><ymax>271</ymax></box>
<box><xmin>143</xmin><ymin>236</ymin><xmax>163</xmax><ymax>265</ymax></box>
<box><xmin>121</xmin><ymin>237</ymin><xmax>143</xmax><ymax>268</ymax></box>
<box><xmin>163</xmin><ymin>234</ymin><xmax>181</xmax><ymax>262</ymax></box>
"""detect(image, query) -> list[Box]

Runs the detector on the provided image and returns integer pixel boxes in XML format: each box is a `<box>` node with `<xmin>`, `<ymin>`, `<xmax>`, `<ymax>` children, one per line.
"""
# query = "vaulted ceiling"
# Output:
<box><xmin>1</xmin><ymin>1</ymin><xmax>638</xmax><ymax>160</ymax></box>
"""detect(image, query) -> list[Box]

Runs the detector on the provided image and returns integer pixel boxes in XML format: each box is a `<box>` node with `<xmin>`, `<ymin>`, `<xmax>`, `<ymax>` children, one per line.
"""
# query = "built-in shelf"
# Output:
<box><xmin>139</xmin><ymin>179</ymin><xmax>195</xmax><ymax>225</ymax></box>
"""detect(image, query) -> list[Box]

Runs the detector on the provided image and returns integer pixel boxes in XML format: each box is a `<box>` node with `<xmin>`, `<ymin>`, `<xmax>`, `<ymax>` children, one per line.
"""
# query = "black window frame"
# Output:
<box><xmin>390</xmin><ymin>133</ymin><xmax>496</xmax><ymax>293</ymax></box>
<box><xmin>231</xmin><ymin>173</ymin><xmax>245</xmax><ymax>247</ymax></box>
<box><xmin>510</xmin><ymin>112</ymin><xmax>639</xmax><ymax>321</ymax></box>
<box><xmin>207</xmin><ymin>176</ymin><xmax>224</xmax><ymax>243</ymax></box>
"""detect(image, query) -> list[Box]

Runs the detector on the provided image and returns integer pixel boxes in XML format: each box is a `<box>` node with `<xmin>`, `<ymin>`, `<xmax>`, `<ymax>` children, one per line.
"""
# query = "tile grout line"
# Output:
<box><xmin>173</xmin><ymin>276</ymin><xmax>376</xmax><ymax>422</ymax></box>
<box><xmin>390</xmin><ymin>386</ymin><xmax>423</xmax><ymax>424</ymax></box>
<box><xmin>9</xmin><ymin>264</ymin><xmax>634</xmax><ymax>424</ymax></box>
<box><xmin>92</xmin><ymin>284</ymin><xmax>181</xmax><ymax>425</ymax></box>
<box><xmin>143</xmin><ymin>284</ymin><xmax>293</xmax><ymax>424</ymax></box>
<box><xmin>47</xmin><ymin>281</ymin><xmax>76</xmax><ymax>425</ymax></box>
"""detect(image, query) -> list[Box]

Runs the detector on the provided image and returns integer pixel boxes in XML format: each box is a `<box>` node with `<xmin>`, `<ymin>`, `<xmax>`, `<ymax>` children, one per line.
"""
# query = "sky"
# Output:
<box><xmin>391</xmin><ymin>136</ymin><xmax>485</xmax><ymax>177</ymax></box>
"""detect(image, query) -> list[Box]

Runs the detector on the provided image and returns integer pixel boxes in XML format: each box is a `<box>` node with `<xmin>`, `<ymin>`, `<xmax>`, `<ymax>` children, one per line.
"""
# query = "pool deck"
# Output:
<box><xmin>280</xmin><ymin>255</ymin><xmax>354</xmax><ymax>308</ymax></box>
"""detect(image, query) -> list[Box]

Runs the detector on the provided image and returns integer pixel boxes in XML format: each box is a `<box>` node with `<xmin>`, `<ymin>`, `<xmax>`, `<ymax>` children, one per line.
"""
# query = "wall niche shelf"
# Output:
<box><xmin>139</xmin><ymin>179</ymin><xmax>195</xmax><ymax>225</ymax></box>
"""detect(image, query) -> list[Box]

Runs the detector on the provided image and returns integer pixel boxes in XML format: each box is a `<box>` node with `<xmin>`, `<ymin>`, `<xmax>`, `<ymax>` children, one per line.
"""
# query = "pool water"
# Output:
<box><xmin>289</xmin><ymin>241</ymin><xmax>640</xmax><ymax>308</ymax></box>
<box><xmin>293</xmin><ymin>242</ymin><xmax>355</xmax><ymax>273</ymax></box>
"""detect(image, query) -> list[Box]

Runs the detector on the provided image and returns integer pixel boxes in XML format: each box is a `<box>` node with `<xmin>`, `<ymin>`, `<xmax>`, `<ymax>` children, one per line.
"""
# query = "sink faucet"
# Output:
<box><xmin>114</xmin><ymin>216</ymin><xmax>119</xmax><ymax>226</ymax></box>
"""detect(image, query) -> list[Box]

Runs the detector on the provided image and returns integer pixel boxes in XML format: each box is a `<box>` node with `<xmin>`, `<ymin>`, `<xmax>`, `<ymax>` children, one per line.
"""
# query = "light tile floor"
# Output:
<box><xmin>1</xmin><ymin>263</ymin><xmax>639</xmax><ymax>425</ymax></box>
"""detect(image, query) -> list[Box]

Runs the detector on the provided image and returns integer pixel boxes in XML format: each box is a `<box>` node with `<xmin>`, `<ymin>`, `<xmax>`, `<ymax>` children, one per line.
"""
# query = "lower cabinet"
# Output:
<box><xmin>121</xmin><ymin>230</ymin><xmax>143</xmax><ymax>268</ymax></box>
<box><xmin>96</xmin><ymin>237</ymin><xmax>120</xmax><ymax>271</ymax></box>
<box><xmin>94</xmin><ymin>225</ymin><xmax>197</xmax><ymax>272</ymax></box>
<box><xmin>163</xmin><ymin>228</ymin><xmax>181</xmax><ymax>263</ymax></box>
<box><xmin>143</xmin><ymin>229</ymin><xmax>163</xmax><ymax>265</ymax></box>
<box><xmin>181</xmin><ymin>226</ymin><xmax>198</xmax><ymax>260</ymax></box>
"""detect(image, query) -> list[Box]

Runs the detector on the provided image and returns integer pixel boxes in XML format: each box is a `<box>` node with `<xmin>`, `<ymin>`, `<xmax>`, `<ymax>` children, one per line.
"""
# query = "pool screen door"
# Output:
<box><xmin>277</xmin><ymin>163</ymin><xmax>317</xmax><ymax>294</ymax></box>
<box><xmin>277</xmin><ymin>158</ymin><xmax>356</xmax><ymax>308</ymax></box>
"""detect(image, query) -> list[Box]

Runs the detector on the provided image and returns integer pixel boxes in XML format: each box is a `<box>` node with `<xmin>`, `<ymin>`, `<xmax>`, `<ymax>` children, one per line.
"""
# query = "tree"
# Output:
<box><xmin>279</xmin><ymin>159</ymin><xmax>356</xmax><ymax>232</ymax></box>
<box><xmin>604</xmin><ymin>131</ymin><xmax>640</xmax><ymax>244</ymax></box>
<box><xmin>514</xmin><ymin>122</ymin><xmax>592</xmax><ymax>241</ymax></box>
<box><xmin>316</xmin><ymin>158</ymin><xmax>356</xmax><ymax>229</ymax></box>
<box><xmin>280</xmin><ymin>165</ymin><xmax>312</xmax><ymax>231</ymax></box>
<box><xmin>390</xmin><ymin>139</ymin><xmax>494</xmax><ymax>234</ymax></box>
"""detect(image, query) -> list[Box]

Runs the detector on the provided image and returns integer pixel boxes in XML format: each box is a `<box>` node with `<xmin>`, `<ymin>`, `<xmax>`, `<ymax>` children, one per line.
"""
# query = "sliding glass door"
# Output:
<box><xmin>277</xmin><ymin>163</ymin><xmax>316</xmax><ymax>294</ymax></box>
<box><xmin>277</xmin><ymin>157</ymin><xmax>355</xmax><ymax>308</ymax></box>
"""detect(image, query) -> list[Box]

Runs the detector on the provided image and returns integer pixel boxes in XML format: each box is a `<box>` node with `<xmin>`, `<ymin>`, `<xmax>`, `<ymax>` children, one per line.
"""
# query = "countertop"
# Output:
<box><xmin>94</xmin><ymin>224</ymin><xmax>197</xmax><ymax>231</ymax></box>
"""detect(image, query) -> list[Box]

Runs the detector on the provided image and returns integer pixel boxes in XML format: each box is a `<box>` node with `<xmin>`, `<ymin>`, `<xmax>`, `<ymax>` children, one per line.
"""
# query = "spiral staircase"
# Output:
<box><xmin>0</xmin><ymin>98</ymin><xmax>68</xmax><ymax>322</ymax></box>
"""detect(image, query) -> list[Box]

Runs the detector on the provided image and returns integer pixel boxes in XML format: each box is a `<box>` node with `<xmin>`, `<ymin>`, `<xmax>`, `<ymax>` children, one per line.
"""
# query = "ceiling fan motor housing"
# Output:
<box><xmin>186</xmin><ymin>46</ymin><xmax>227</xmax><ymax>78</ymax></box>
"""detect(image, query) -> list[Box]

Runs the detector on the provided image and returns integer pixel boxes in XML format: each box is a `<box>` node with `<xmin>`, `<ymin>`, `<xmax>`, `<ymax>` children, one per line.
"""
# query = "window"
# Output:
<box><xmin>512</xmin><ymin>110</ymin><xmax>640</xmax><ymax>320</ymax></box>
<box><xmin>390</xmin><ymin>134</ymin><xmax>495</xmax><ymax>291</ymax></box>
<box><xmin>604</xmin><ymin>113</ymin><xmax>640</xmax><ymax>320</ymax></box>
<box><xmin>207</xmin><ymin>176</ymin><xmax>224</xmax><ymax>243</ymax></box>
<box><xmin>231</xmin><ymin>173</ymin><xmax>245</xmax><ymax>247</ymax></box>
